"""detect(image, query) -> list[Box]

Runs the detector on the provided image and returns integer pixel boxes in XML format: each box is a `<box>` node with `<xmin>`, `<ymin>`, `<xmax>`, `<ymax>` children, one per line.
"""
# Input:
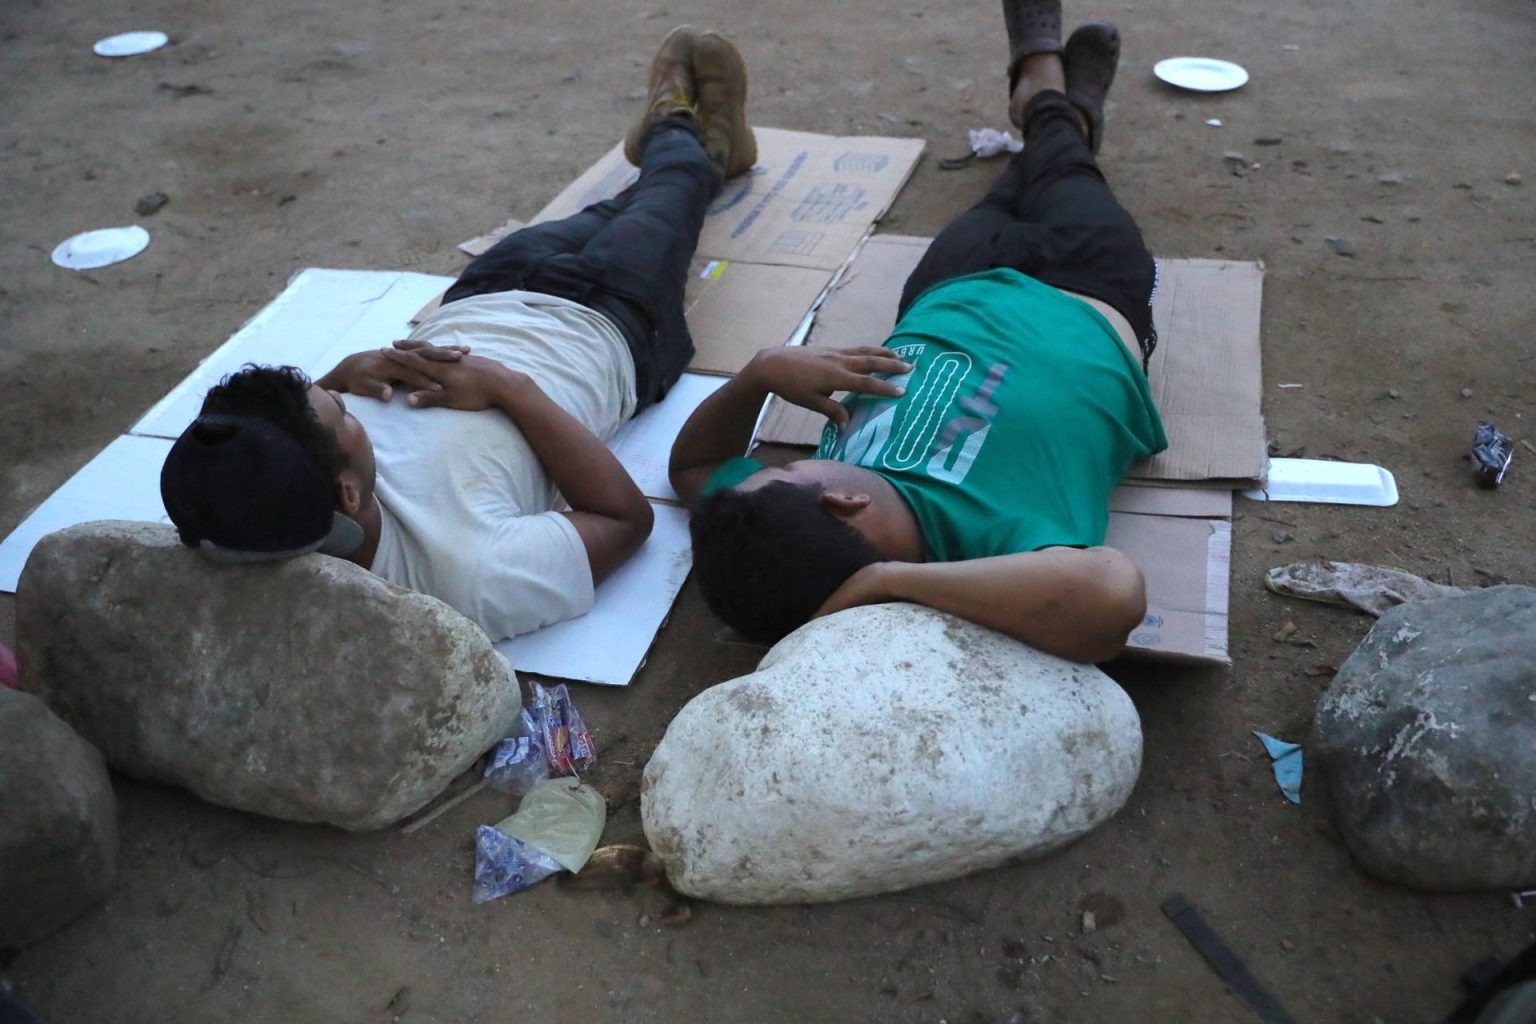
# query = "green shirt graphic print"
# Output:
<box><xmin>816</xmin><ymin>268</ymin><xmax>1167</xmax><ymax>562</ymax></box>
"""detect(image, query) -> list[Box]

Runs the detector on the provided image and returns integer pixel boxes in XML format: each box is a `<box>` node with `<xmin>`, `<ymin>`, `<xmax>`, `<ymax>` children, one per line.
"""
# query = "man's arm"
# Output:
<box><xmin>815</xmin><ymin>546</ymin><xmax>1147</xmax><ymax>664</ymax></box>
<box><xmin>668</xmin><ymin>345</ymin><xmax>912</xmax><ymax>504</ymax></box>
<box><xmin>317</xmin><ymin>340</ymin><xmax>469</xmax><ymax>400</ymax></box>
<box><xmin>388</xmin><ymin>352</ymin><xmax>652</xmax><ymax>584</ymax></box>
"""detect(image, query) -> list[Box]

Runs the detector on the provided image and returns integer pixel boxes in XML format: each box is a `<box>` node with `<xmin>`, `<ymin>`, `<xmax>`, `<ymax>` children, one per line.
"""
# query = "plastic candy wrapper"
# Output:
<box><xmin>1471</xmin><ymin>420</ymin><xmax>1513</xmax><ymax>489</ymax></box>
<box><xmin>483</xmin><ymin>709</ymin><xmax>550</xmax><ymax>796</ymax></box>
<box><xmin>472</xmin><ymin>778</ymin><xmax>607</xmax><ymax>904</ymax></box>
<box><xmin>529</xmin><ymin>681</ymin><xmax>595</xmax><ymax>775</ymax></box>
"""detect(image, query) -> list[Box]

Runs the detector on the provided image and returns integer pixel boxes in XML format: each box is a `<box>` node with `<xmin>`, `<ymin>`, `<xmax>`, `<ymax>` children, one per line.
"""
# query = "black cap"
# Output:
<box><xmin>160</xmin><ymin>414</ymin><xmax>363</xmax><ymax>562</ymax></box>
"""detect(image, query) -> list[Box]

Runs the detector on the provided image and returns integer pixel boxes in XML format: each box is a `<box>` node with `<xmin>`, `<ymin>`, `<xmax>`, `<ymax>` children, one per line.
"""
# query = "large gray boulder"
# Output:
<box><xmin>642</xmin><ymin>604</ymin><xmax>1142</xmax><ymax>904</ymax></box>
<box><xmin>17</xmin><ymin>521</ymin><xmax>521</xmax><ymax>831</ymax></box>
<box><xmin>0</xmin><ymin>688</ymin><xmax>118</xmax><ymax>949</ymax></box>
<box><xmin>1313</xmin><ymin>585</ymin><xmax>1536</xmax><ymax>891</ymax></box>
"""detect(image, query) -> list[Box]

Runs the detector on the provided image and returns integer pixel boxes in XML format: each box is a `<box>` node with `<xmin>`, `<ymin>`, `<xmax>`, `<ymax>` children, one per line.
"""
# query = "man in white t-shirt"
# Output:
<box><xmin>157</xmin><ymin>28</ymin><xmax>756</xmax><ymax>641</ymax></box>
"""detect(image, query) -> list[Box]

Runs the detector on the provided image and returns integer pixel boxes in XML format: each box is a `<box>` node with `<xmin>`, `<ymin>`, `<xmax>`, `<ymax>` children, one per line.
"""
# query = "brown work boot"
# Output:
<box><xmin>624</xmin><ymin>26</ymin><xmax>698</xmax><ymax>168</ymax></box>
<box><xmin>692</xmin><ymin>31</ymin><xmax>756</xmax><ymax>178</ymax></box>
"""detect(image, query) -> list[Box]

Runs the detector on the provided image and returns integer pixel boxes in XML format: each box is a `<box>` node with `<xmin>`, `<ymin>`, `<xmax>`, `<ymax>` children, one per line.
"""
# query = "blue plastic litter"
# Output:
<box><xmin>1252</xmin><ymin>731</ymin><xmax>1303</xmax><ymax>804</ymax></box>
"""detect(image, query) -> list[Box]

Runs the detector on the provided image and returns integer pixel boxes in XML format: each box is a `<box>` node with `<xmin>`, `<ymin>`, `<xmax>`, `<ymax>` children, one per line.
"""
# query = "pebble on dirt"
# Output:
<box><xmin>134</xmin><ymin>191</ymin><xmax>169</xmax><ymax>216</ymax></box>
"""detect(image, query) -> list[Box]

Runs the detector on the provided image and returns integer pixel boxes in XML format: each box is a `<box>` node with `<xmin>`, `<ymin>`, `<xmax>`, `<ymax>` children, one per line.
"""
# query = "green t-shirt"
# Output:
<box><xmin>704</xmin><ymin>269</ymin><xmax>1167</xmax><ymax>560</ymax></box>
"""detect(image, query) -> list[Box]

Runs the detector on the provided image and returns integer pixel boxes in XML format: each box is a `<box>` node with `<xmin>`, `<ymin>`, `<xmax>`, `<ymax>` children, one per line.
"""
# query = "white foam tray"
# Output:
<box><xmin>1242</xmin><ymin>458</ymin><xmax>1398</xmax><ymax>506</ymax></box>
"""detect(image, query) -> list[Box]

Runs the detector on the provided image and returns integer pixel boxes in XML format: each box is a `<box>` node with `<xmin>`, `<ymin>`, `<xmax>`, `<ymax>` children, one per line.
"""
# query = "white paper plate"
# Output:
<box><xmin>1242</xmin><ymin>458</ymin><xmax>1398</xmax><ymax>507</ymax></box>
<box><xmin>1154</xmin><ymin>56</ymin><xmax>1250</xmax><ymax>92</ymax></box>
<box><xmin>93</xmin><ymin>31</ymin><xmax>169</xmax><ymax>57</ymax></box>
<box><xmin>51</xmin><ymin>226</ymin><xmax>151</xmax><ymax>270</ymax></box>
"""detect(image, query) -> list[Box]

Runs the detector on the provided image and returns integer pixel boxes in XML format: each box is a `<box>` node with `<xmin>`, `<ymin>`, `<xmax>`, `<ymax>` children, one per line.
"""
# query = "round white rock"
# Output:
<box><xmin>641</xmin><ymin>603</ymin><xmax>1143</xmax><ymax>904</ymax></box>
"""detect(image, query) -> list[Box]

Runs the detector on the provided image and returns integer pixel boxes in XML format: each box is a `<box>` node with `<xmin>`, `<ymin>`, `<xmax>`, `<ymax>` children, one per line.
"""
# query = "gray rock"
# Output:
<box><xmin>1312</xmin><ymin>585</ymin><xmax>1536</xmax><ymax>890</ymax></box>
<box><xmin>641</xmin><ymin>604</ymin><xmax>1142</xmax><ymax>904</ymax></box>
<box><xmin>17</xmin><ymin>522</ymin><xmax>521</xmax><ymax>831</ymax></box>
<box><xmin>0</xmin><ymin>689</ymin><xmax>118</xmax><ymax>949</ymax></box>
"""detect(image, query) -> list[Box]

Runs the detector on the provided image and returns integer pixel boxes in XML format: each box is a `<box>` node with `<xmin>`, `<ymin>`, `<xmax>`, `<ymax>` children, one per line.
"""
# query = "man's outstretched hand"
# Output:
<box><xmin>742</xmin><ymin>345</ymin><xmax>911</xmax><ymax>427</ymax></box>
<box><xmin>322</xmin><ymin>339</ymin><xmax>470</xmax><ymax>401</ymax></box>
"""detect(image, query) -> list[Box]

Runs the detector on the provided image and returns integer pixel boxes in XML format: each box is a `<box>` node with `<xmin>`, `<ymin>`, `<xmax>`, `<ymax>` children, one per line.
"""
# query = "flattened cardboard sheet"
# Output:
<box><xmin>495</xmin><ymin>504</ymin><xmax>692</xmax><ymax>686</ymax></box>
<box><xmin>1141</xmin><ymin>258</ymin><xmax>1267</xmax><ymax>484</ymax></box>
<box><xmin>1107</xmin><ymin>511</ymin><xmax>1232</xmax><ymax>664</ymax></box>
<box><xmin>755</xmin><ymin>237</ymin><xmax>1267</xmax><ymax>491</ymax></box>
<box><xmin>0</xmin><ymin>436</ymin><xmax>173</xmax><ymax>592</ymax></box>
<box><xmin>531</xmin><ymin>129</ymin><xmax>926</xmax><ymax>273</ymax></box>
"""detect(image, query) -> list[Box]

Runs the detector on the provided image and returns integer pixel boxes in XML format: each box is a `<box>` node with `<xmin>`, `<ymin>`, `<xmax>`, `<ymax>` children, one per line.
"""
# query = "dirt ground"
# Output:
<box><xmin>3</xmin><ymin>0</ymin><xmax>1535</xmax><ymax>1020</ymax></box>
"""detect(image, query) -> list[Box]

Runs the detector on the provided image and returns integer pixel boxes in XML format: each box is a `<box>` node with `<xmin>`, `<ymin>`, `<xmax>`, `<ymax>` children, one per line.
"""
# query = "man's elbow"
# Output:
<box><xmin>1081</xmin><ymin>549</ymin><xmax>1147</xmax><ymax>663</ymax></box>
<box><xmin>627</xmin><ymin>498</ymin><xmax>655</xmax><ymax>546</ymax></box>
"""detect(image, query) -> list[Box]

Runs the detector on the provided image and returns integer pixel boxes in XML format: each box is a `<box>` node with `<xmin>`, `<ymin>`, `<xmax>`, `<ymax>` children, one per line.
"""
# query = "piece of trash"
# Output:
<box><xmin>1471</xmin><ymin>421</ymin><xmax>1514</xmax><ymax>488</ymax></box>
<box><xmin>0</xmin><ymin>642</ymin><xmax>17</xmax><ymax>689</ymax></box>
<box><xmin>1255</xmin><ymin>137</ymin><xmax>1283</xmax><ymax>146</ymax></box>
<box><xmin>134</xmin><ymin>191</ymin><xmax>169</xmax><ymax>216</ymax></box>
<box><xmin>1512</xmin><ymin>889</ymin><xmax>1536</xmax><ymax>910</ymax></box>
<box><xmin>1243</xmin><ymin>458</ymin><xmax>1398</xmax><ymax>506</ymax></box>
<box><xmin>528</xmin><ymin>680</ymin><xmax>595</xmax><ymax>775</ymax></box>
<box><xmin>1276</xmin><ymin>383</ymin><xmax>1304</xmax><ymax>389</ymax></box>
<box><xmin>1505</xmin><ymin>172</ymin><xmax>1523</xmax><ymax>187</ymax></box>
<box><xmin>1266</xmin><ymin>559</ymin><xmax>1465</xmax><ymax>617</ymax></box>
<box><xmin>1205</xmin><ymin>118</ymin><xmax>1223</xmax><ymax>127</ymax></box>
<box><xmin>968</xmin><ymin>127</ymin><xmax>1023</xmax><ymax>159</ymax></box>
<box><xmin>1252</xmin><ymin>732</ymin><xmax>1302</xmax><ymax>803</ymax></box>
<box><xmin>51</xmin><ymin>226</ymin><xmax>150</xmax><ymax>270</ymax></box>
<box><xmin>473</xmin><ymin>777</ymin><xmax>606</xmax><ymax>903</ymax></box>
<box><xmin>1282</xmin><ymin>44</ymin><xmax>1301</xmax><ymax>51</ymax></box>
<box><xmin>93</xmin><ymin>31</ymin><xmax>169</xmax><ymax>57</ymax></box>
<box><xmin>560</xmin><ymin>844</ymin><xmax>667</xmax><ymax>891</ymax></box>
<box><xmin>1377</xmin><ymin>171</ymin><xmax>1405</xmax><ymax>186</ymax></box>
<box><xmin>483</xmin><ymin>709</ymin><xmax>550</xmax><ymax>796</ymax></box>
<box><xmin>1153</xmin><ymin>56</ymin><xmax>1249</xmax><ymax>92</ymax></box>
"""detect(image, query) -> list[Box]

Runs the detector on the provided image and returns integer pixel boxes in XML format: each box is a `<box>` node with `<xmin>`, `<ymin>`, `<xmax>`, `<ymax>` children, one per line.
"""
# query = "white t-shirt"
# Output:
<box><xmin>350</xmin><ymin>290</ymin><xmax>638</xmax><ymax>641</ymax></box>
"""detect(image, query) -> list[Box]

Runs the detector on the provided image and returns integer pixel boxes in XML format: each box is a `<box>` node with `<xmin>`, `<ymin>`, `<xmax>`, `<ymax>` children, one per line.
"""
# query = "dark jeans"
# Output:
<box><xmin>899</xmin><ymin>91</ymin><xmax>1158</xmax><ymax>361</ymax></box>
<box><xmin>443</xmin><ymin>115</ymin><xmax>721</xmax><ymax>409</ymax></box>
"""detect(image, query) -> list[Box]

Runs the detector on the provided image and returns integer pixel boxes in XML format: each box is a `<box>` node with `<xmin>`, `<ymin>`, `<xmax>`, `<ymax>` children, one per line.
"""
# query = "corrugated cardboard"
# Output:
<box><xmin>531</xmin><ymin>129</ymin><xmax>927</xmax><ymax>273</ymax></box>
<box><xmin>755</xmin><ymin>236</ymin><xmax>1267</xmax><ymax>490</ymax></box>
<box><xmin>1106</xmin><ymin>509</ymin><xmax>1232</xmax><ymax>665</ymax></box>
<box><xmin>447</xmin><ymin>129</ymin><xmax>925</xmax><ymax>375</ymax></box>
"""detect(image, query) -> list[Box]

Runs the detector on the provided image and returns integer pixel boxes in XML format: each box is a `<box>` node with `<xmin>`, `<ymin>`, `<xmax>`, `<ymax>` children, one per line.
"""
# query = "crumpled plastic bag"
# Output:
<box><xmin>969</xmin><ymin>127</ymin><xmax>1023</xmax><ymax>158</ymax></box>
<box><xmin>473</xmin><ymin>778</ymin><xmax>607</xmax><ymax>903</ymax></box>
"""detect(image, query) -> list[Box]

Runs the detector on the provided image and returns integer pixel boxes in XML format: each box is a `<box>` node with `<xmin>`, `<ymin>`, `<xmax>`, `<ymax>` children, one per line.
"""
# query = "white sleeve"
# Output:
<box><xmin>471</xmin><ymin>511</ymin><xmax>595</xmax><ymax>641</ymax></box>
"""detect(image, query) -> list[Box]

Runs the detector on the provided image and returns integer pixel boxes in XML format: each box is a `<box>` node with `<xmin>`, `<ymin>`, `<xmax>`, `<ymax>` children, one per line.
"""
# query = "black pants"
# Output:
<box><xmin>443</xmin><ymin>116</ymin><xmax>721</xmax><ymax>409</ymax></box>
<box><xmin>899</xmin><ymin>91</ymin><xmax>1158</xmax><ymax>361</ymax></box>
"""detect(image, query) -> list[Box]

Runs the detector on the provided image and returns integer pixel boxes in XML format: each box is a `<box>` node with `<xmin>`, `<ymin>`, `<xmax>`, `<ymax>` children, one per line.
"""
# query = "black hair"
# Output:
<box><xmin>199</xmin><ymin>364</ymin><xmax>348</xmax><ymax>481</ymax></box>
<box><xmin>689</xmin><ymin>480</ymin><xmax>883</xmax><ymax>642</ymax></box>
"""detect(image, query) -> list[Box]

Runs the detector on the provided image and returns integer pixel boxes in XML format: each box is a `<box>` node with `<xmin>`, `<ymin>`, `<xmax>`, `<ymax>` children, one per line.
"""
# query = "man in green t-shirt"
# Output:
<box><xmin>669</xmin><ymin>2</ymin><xmax>1168</xmax><ymax>663</ymax></box>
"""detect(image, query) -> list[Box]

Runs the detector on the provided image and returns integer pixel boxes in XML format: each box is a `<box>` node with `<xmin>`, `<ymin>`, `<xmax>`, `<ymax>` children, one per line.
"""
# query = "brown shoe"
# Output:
<box><xmin>692</xmin><ymin>31</ymin><xmax>756</xmax><ymax>178</ymax></box>
<box><xmin>624</xmin><ymin>26</ymin><xmax>698</xmax><ymax>168</ymax></box>
<box><xmin>1063</xmin><ymin>21</ymin><xmax>1121</xmax><ymax>154</ymax></box>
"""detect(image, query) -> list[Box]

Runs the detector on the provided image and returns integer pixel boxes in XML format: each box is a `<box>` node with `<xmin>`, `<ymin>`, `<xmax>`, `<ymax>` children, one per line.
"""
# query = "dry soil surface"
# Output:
<box><xmin>3</xmin><ymin>0</ymin><xmax>1535</xmax><ymax>1021</ymax></box>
